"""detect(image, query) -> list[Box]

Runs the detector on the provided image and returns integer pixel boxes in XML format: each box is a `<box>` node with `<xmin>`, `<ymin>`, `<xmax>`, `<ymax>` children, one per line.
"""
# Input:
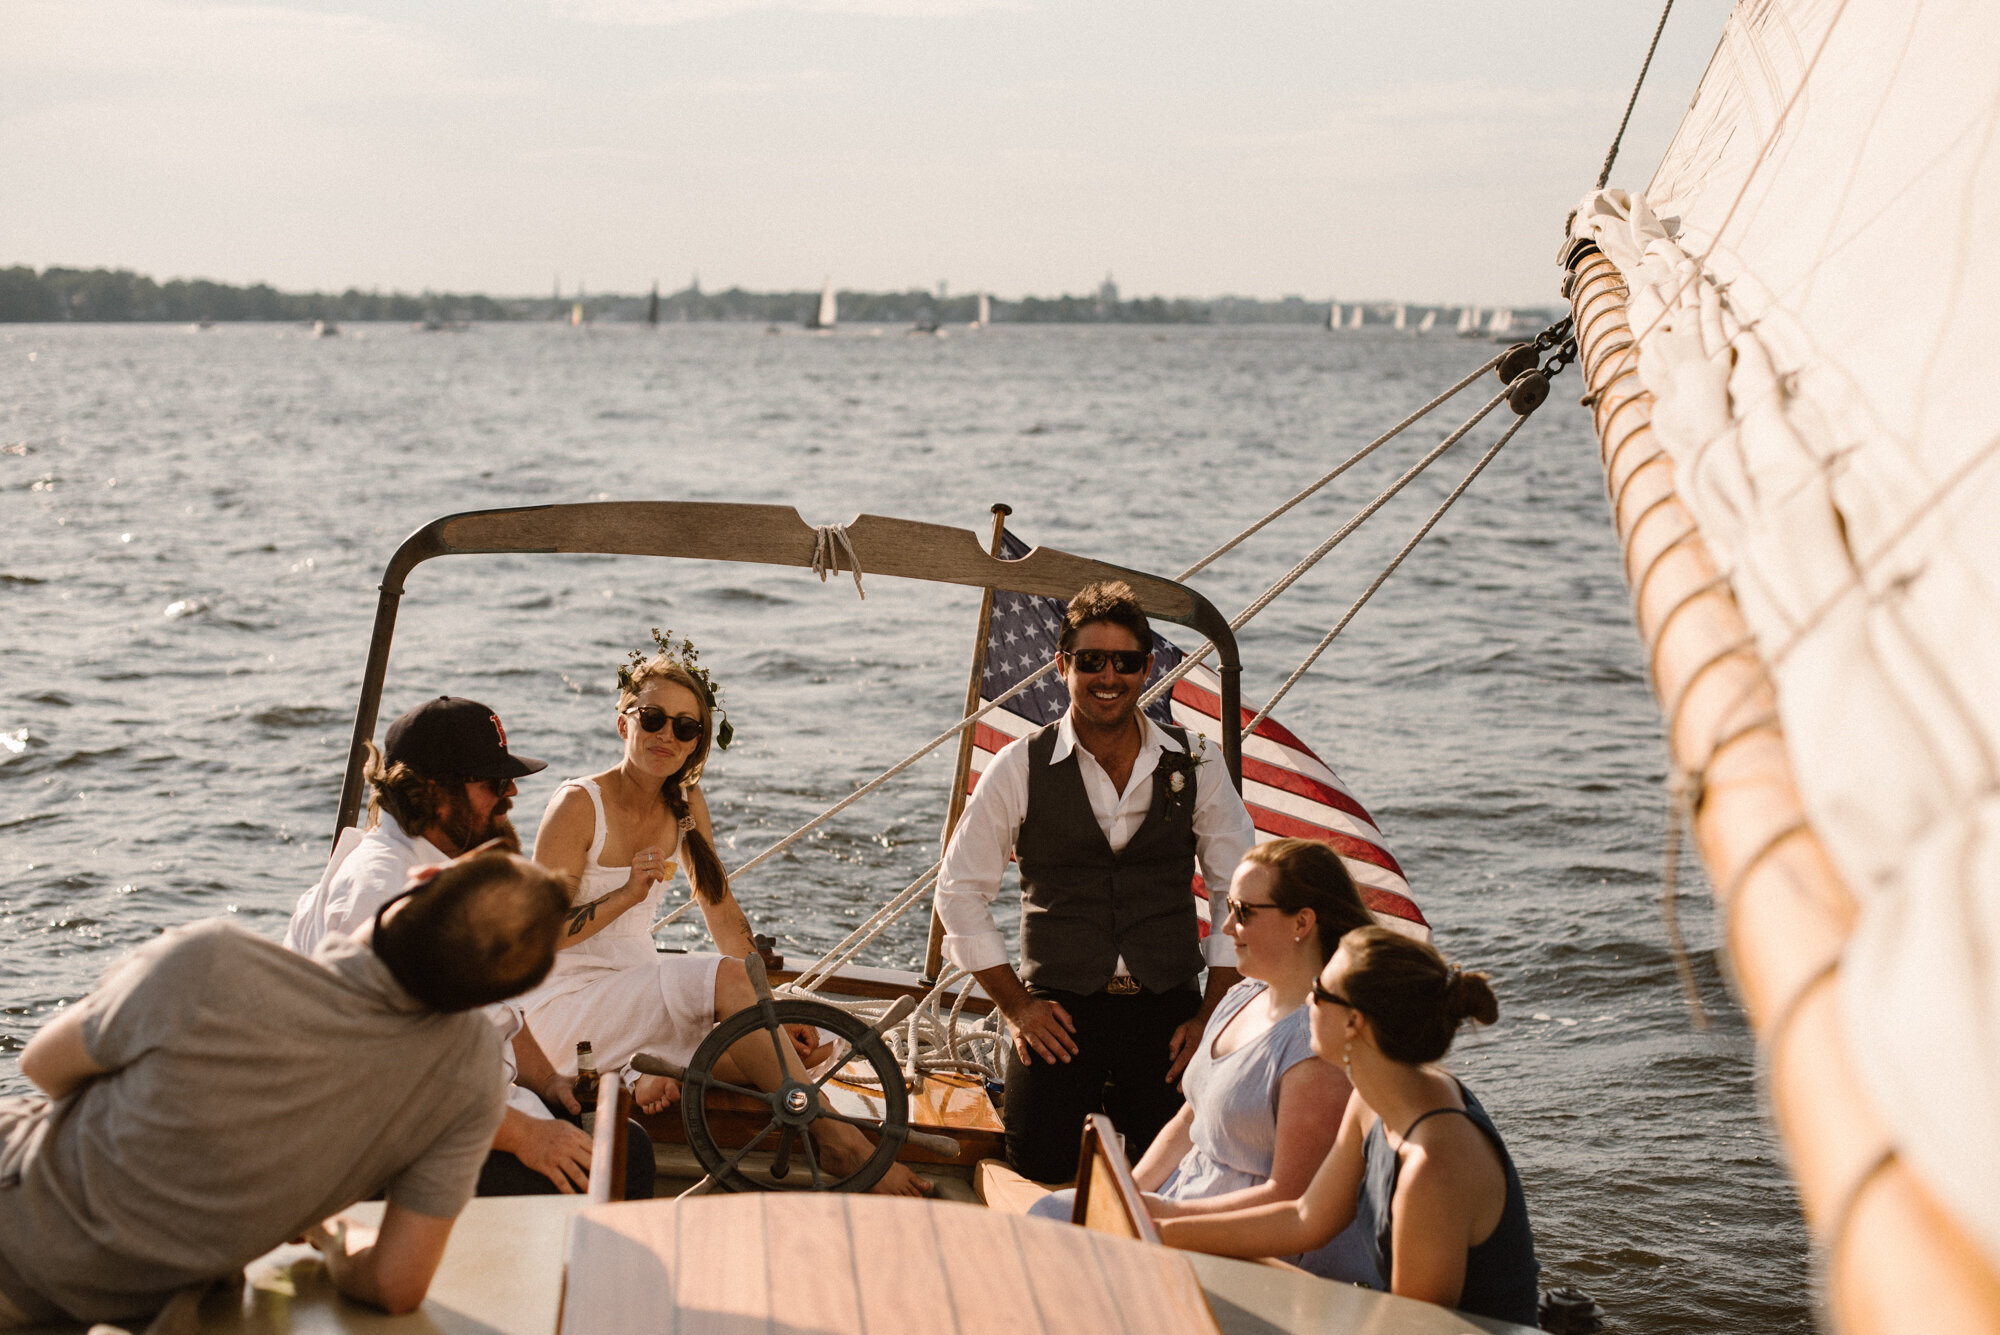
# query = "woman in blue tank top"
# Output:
<box><xmin>1159</xmin><ymin>927</ymin><xmax>1540</xmax><ymax>1326</ymax></box>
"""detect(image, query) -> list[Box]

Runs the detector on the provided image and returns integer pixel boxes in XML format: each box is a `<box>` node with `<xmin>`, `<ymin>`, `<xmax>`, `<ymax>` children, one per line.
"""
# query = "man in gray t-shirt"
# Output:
<box><xmin>0</xmin><ymin>850</ymin><xmax>569</xmax><ymax>1328</ymax></box>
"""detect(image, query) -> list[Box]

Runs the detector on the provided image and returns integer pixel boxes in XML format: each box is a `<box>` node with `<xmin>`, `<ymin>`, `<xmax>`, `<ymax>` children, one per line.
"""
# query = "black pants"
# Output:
<box><xmin>476</xmin><ymin>1110</ymin><xmax>657</xmax><ymax>1201</ymax></box>
<box><xmin>1003</xmin><ymin>983</ymin><xmax>1201</xmax><ymax>1185</ymax></box>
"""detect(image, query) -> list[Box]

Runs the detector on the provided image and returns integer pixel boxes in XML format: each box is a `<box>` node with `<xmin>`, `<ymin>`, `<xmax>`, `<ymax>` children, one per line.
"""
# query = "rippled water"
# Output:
<box><xmin>0</xmin><ymin>322</ymin><xmax>1808</xmax><ymax>1331</ymax></box>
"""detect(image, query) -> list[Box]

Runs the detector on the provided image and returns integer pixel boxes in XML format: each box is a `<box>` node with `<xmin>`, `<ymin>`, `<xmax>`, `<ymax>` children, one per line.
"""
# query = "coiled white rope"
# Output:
<box><xmin>811</xmin><ymin>523</ymin><xmax>866</xmax><ymax>599</ymax></box>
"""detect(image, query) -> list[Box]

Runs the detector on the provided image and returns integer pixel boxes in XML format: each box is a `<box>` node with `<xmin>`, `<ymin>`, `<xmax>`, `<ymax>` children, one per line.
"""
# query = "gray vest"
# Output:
<box><xmin>1015</xmin><ymin>722</ymin><xmax>1203</xmax><ymax>995</ymax></box>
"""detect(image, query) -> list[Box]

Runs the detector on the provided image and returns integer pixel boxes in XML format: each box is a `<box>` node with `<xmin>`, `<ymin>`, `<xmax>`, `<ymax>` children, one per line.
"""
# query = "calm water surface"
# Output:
<box><xmin>0</xmin><ymin>322</ymin><xmax>1808</xmax><ymax>1331</ymax></box>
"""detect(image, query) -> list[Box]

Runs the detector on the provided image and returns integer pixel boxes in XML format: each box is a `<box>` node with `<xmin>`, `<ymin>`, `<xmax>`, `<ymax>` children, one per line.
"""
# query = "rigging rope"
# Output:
<box><xmin>1596</xmin><ymin>0</ymin><xmax>1678</xmax><ymax>190</ymax></box>
<box><xmin>811</xmin><ymin>523</ymin><xmax>867</xmax><ymax>598</ymax></box>
<box><xmin>664</xmin><ymin>352</ymin><xmax>1523</xmax><ymax>920</ymax></box>
<box><xmin>1179</xmin><ymin>349</ymin><xmax>1506</xmax><ymax>579</ymax></box>
<box><xmin>651</xmin><ymin>327</ymin><xmax>1571</xmax><ymax>1097</ymax></box>
<box><xmin>656</xmin><ymin>326</ymin><xmax>1563</xmax><ymax>947</ymax></box>
<box><xmin>1246</xmin><ymin>411</ymin><xmax>1531</xmax><ymax>736</ymax></box>
<box><xmin>654</xmin><ymin>326</ymin><xmax>1572</xmax><ymax>1082</ymax></box>
<box><xmin>1138</xmin><ymin>389</ymin><xmax>1511</xmax><ymax>712</ymax></box>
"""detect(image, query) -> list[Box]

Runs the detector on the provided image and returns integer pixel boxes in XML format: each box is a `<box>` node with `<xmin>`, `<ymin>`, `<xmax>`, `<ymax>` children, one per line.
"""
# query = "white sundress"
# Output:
<box><xmin>520</xmin><ymin>778</ymin><xmax>723</xmax><ymax>1077</ymax></box>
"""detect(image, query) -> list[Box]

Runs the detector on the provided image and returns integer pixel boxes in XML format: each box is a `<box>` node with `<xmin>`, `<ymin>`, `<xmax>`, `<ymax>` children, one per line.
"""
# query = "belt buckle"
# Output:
<box><xmin>1105</xmin><ymin>975</ymin><xmax>1141</xmax><ymax>996</ymax></box>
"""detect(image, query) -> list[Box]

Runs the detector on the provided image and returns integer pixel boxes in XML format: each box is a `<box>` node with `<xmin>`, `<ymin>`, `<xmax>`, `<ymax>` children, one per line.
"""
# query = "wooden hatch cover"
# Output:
<box><xmin>558</xmin><ymin>1195</ymin><xmax>1221</xmax><ymax>1335</ymax></box>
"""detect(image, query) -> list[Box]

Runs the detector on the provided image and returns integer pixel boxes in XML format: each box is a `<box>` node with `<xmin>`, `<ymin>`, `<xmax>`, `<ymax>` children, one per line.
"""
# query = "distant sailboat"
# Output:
<box><xmin>1487</xmin><ymin>307</ymin><xmax>1514</xmax><ymax>339</ymax></box>
<box><xmin>1456</xmin><ymin>306</ymin><xmax>1480</xmax><ymax>337</ymax></box>
<box><xmin>1326</xmin><ymin>301</ymin><xmax>1341</xmax><ymax>331</ymax></box>
<box><xmin>647</xmin><ymin>282</ymin><xmax>660</xmax><ymax>328</ymax></box>
<box><xmin>570</xmin><ymin>303</ymin><xmax>585</xmax><ymax>328</ymax></box>
<box><xmin>1391</xmin><ymin>304</ymin><xmax>1407</xmax><ymax>332</ymax></box>
<box><xmin>806</xmin><ymin>280</ymin><xmax>837</xmax><ymax>332</ymax></box>
<box><xmin>1416</xmin><ymin>309</ymin><xmax>1437</xmax><ymax>334</ymax></box>
<box><xmin>971</xmin><ymin>292</ymin><xmax>990</xmax><ymax>329</ymax></box>
<box><xmin>1347</xmin><ymin>304</ymin><xmax>1365</xmax><ymax>329</ymax></box>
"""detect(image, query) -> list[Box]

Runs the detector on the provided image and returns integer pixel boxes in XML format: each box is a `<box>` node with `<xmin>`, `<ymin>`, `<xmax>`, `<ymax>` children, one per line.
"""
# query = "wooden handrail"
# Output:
<box><xmin>335</xmin><ymin>501</ymin><xmax>1242</xmax><ymax>841</ymax></box>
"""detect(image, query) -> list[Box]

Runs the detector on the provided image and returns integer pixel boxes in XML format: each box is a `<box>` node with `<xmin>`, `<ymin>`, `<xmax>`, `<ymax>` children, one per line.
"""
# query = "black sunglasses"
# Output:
<box><xmin>1225</xmin><ymin>897</ymin><xmax>1280</xmax><ymax>922</ymax></box>
<box><xmin>1310</xmin><ymin>978</ymin><xmax>1355</xmax><ymax>1010</ymax></box>
<box><xmin>1064</xmin><ymin>648</ymin><xmax>1149</xmax><ymax>676</ymax></box>
<box><xmin>624</xmin><ymin>705</ymin><xmax>703</xmax><ymax>742</ymax></box>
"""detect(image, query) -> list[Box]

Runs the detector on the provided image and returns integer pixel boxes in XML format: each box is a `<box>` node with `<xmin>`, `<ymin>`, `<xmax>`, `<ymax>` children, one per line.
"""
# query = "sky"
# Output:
<box><xmin>4</xmin><ymin>0</ymin><xmax>1736</xmax><ymax>305</ymax></box>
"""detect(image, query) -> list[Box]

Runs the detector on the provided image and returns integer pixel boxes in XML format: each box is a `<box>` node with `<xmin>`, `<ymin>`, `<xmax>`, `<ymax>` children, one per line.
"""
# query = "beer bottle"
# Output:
<box><xmin>575</xmin><ymin>1041</ymin><xmax>599</xmax><ymax>1132</ymax></box>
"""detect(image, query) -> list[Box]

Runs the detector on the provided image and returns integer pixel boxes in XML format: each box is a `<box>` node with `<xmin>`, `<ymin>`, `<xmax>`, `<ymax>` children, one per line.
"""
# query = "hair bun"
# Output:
<box><xmin>1445</xmin><ymin>966</ymin><xmax>1500</xmax><ymax>1027</ymax></box>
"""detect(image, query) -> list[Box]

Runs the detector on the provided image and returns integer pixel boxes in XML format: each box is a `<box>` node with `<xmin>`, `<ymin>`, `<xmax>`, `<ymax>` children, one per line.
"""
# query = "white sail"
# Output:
<box><xmin>1456</xmin><ymin>306</ymin><xmax>1478</xmax><ymax>335</ymax></box>
<box><xmin>1348</xmin><ymin>304</ymin><xmax>1365</xmax><ymax>329</ymax></box>
<box><xmin>974</xmin><ymin>292</ymin><xmax>990</xmax><ymax>328</ymax></box>
<box><xmin>1326</xmin><ymin>301</ymin><xmax>1340</xmax><ymax>331</ymax></box>
<box><xmin>809</xmin><ymin>280</ymin><xmax>836</xmax><ymax>330</ymax></box>
<box><xmin>1391</xmin><ymin>303</ymin><xmax>1406</xmax><ymax>331</ymax></box>
<box><xmin>1571</xmin><ymin>0</ymin><xmax>2000</xmax><ymax>1271</ymax></box>
<box><xmin>1486</xmin><ymin>307</ymin><xmax>1512</xmax><ymax>336</ymax></box>
<box><xmin>1416</xmin><ymin>309</ymin><xmax>1437</xmax><ymax>334</ymax></box>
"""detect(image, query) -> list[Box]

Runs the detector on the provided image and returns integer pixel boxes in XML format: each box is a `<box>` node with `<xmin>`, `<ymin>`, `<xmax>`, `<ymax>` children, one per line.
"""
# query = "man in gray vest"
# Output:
<box><xmin>936</xmin><ymin>581</ymin><xmax>1256</xmax><ymax>1182</ymax></box>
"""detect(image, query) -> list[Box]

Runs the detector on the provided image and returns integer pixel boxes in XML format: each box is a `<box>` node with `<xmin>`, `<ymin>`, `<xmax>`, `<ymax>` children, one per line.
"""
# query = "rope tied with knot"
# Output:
<box><xmin>811</xmin><ymin>524</ymin><xmax>866</xmax><ymax>599</ymax></box>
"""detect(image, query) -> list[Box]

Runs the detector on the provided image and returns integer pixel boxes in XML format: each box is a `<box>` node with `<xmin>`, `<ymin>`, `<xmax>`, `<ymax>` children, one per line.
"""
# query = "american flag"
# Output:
<box><xmin>969</xmin><ymin>529</ymin><xmax>1427</xmax><ymax>939</ymax></box>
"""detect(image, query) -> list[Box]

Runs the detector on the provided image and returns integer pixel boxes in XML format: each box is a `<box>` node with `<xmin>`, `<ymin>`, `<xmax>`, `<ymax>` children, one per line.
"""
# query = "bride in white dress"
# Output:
<box><xmin>525</xmin><ymin>643</ymin><xmax>926</xmax><ymax>1196</ymax></box>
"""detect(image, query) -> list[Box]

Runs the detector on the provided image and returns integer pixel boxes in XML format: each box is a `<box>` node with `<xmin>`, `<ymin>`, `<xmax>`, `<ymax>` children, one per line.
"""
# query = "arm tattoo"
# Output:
<box><xmin>566</xmin><ymin>893</ymin><xmax>618</xmax><ymax>937</ymax></box>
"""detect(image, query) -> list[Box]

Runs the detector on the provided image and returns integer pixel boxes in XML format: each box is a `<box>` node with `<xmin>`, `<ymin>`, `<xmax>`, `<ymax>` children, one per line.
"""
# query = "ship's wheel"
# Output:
<box><xmin>634</xmin><ymin>956</ymin><xmax>915</xmax><ymax>1193</ymax></box>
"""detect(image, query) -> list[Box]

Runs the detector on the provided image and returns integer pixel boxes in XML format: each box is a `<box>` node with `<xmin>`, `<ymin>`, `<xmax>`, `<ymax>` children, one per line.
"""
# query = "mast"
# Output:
<box><xmin>923</xmin><ymin>502</ymin><xmax>1013</xmax><ymax>983</ymax></box>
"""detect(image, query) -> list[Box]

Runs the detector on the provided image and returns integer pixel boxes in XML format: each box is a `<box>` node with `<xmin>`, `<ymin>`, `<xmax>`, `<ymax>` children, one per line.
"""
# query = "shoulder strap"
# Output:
<box><xmin>568</xmin><ymin>779</ymin><xmax>611</xmax><ymax>864</ymax></box>
<box><xmin>1401</xmin><ymin>1106</ymin><xmax>1477</xmax><ymax>1140</ymax></box>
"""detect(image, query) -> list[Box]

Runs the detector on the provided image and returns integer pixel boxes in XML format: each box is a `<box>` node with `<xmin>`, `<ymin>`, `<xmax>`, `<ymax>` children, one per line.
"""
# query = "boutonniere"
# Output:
<box><xmin>1158</xmin><ymin>747</ymin><xmax>1199</xmax><ymax>798</ymax></box>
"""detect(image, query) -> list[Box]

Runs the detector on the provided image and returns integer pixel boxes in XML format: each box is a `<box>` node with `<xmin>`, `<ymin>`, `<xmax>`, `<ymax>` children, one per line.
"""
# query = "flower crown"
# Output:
<box><xmin>617</xmin><ymin>627</ymin><xmax>734</xmax><ymax>750</ymax></box>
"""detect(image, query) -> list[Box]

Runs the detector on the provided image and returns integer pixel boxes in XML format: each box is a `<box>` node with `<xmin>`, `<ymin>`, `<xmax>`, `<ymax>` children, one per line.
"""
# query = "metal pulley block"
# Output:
<box><xmin>1495</xmin><ymin>342</ymin><xmax>1541</xmax><ymax>385</ymax></box>
<box><xmin>1506</xmin><ymin>369</ymin><xmax>1550</xmax><ymax>416</ymax></box>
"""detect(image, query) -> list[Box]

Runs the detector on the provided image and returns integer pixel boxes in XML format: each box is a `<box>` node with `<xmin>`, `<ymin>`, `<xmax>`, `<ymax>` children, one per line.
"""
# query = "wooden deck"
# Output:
<box><xmin>560</xmin><ymin>1196</ymin><xmax>1220</xmax><ymax>1335</ymax></box>
<box><xmin>26</xmin><ymin>1195</ymin><xmax>1542</xmax><ymax>1335</ymax></box>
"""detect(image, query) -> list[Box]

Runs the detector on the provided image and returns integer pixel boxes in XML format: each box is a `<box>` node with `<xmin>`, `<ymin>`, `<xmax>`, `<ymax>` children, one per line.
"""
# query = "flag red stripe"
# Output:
<box><xmin>973</xmin><ymin>722</ymin><xmax>1019</xmax><ymax>755</ymax></box>
<box><xmin>1168</xmin><ymin>678</ymin><xmax>1319</xmax><ymax>754</ymax></box>
<box><xmin>1359</xmin><ymin>886</ymin><xmax>1428</xmax><ymax>926</ymax></box>
<box><xmin>1248</xmin><ymin>804</ymin><xmax>1404</xmax><ymax>874</ymax></box>
<box><xmin>1237</xmin><ymin>753</ymin><xmax>1377</xmax><ymax>830</ymax></box>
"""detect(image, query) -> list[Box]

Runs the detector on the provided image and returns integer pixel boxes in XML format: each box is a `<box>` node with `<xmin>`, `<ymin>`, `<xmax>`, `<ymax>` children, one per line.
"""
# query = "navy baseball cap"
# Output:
<box><xmin>384</xmin><ymin>697</ymin><xmax>547</xmax><ymax>780</ymax></box>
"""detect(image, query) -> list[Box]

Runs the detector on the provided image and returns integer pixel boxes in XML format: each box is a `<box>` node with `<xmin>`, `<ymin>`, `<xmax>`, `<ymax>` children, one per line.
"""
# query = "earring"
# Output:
<box><xmin>1341</xmin><ymin>1038</ymin><xmax>1352</xmax><ymax>1074</ymax></box>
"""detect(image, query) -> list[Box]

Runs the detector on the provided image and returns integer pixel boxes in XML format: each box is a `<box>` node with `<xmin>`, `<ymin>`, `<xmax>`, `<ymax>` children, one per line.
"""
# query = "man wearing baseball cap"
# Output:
<box><xmin>286</xmin><ymin>696</ymin><xmax>547</xmax><ymax>953</ymax></box>
<box><xmin>282</xmin><ymin>699</ymin><xmax>653</xmax><ymax>1201</ymax></box>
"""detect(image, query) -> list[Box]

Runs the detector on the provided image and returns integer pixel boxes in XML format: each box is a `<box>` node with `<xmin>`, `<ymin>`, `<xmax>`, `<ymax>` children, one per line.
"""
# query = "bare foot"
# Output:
<box><xmin>815</xmin><ymin>1122</ymin><xmax>933</xmax><ymax>1197</ymax></box>
<box><xmin>869</xmin><ymin>1161</ymin><xmax>932</xmax><ymax>1198</ymax></box>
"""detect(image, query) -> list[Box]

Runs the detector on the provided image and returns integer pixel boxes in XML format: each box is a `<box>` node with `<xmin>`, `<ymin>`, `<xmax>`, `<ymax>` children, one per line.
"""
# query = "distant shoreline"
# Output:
<box><xmin>0</xmin><ymin>266</ymin><xmax>1549</xmax><ymax>328</ymax></box>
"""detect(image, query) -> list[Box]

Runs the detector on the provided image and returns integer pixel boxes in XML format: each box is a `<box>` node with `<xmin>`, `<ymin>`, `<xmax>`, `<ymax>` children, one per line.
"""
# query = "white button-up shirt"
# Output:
<box><xmin>284</xmin><ymin>814</ymin><xmax>550</xmax><ymax>1120</ymax></box>
<box><xmin>936</xmin><ymin>713</ymin><xmax>1255</xmax><ymax>977</ymax></box>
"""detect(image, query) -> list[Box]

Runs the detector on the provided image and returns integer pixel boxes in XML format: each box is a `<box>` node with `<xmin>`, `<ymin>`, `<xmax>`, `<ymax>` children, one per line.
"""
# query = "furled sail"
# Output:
<box><xmin>1566</xmin><ymin>0</ymin><xmax>2000</xmax><ymax>1297</ymax></box>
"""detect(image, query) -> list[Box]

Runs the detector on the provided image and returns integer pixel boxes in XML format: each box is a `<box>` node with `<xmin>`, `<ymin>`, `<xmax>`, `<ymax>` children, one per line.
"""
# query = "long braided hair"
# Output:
<box><xmin>619</xmin><ymin>655</ymin><xmax>730</xmax><ymax>905</ymax></box>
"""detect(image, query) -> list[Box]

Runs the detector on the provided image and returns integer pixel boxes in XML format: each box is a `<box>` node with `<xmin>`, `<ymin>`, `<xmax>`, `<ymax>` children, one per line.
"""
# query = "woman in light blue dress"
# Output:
<box><xmin>1030</xmin><ymin>838</ymin><xmax>1382</xmax><ymax>1285</ymax></box>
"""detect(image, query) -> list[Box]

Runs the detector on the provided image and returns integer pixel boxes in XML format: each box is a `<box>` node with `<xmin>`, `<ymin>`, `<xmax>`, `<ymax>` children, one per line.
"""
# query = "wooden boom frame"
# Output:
<box><xmin>333</xmin><ymin>501</ymin><xmax>1244</xmax><ymax>841</ymax></box>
